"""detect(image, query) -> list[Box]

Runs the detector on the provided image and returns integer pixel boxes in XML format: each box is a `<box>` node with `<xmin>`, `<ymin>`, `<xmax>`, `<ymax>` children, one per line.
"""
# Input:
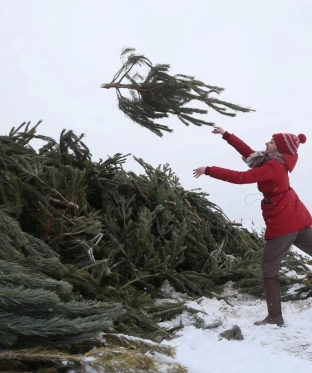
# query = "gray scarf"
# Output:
<box><xmin>243</xmin><ymin>151</ymin><xmax>284</xmax><ymax>168</ymax></box>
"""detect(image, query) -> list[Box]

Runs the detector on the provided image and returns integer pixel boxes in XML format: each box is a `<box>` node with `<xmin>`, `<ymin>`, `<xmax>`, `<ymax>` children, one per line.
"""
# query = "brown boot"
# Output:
<box><xmin>254</xmin><ymin>314</ymin><xmax>284</xmax><ymax>326</ymax></box>
<box><xmin>254</xmin><ymin>277</ymin><xmax>284</xmax><ymax>327</ymax></box>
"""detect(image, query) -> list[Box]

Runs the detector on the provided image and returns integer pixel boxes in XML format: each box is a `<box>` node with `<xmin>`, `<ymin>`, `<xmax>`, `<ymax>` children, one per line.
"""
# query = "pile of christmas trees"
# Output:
<box><xmin>1</xmin><ymin>49</ymin><xmax>311</xmax><ymax>372</ymax></box>
<box><xmin>1</xmin><ymin>122</ymin><xmax>311</xmax><ymax>372</ymax></box>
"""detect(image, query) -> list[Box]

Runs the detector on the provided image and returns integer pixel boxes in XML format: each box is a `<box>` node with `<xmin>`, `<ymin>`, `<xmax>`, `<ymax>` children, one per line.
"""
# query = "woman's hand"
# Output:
<box><xmin>193</xmin><ymin>167</ymin><xmax>206</xmax><ymax>178</ymax></box>
<box><xmin>212</xmin><ymin>126</ymin><xmax>225</xmax><ymax>135</ymax></box>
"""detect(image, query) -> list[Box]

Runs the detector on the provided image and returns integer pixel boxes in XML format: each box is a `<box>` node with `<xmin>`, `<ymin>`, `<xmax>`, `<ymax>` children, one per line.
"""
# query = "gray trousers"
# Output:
<box><xmin>262</xmin><ymin>226</ymin><xmax>312</xmax><ymax>278</ymax></box>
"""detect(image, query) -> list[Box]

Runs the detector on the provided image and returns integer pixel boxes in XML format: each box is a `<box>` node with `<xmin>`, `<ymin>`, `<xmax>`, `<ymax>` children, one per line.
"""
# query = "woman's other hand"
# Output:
<box><xmin>193</xmin><ymin>167</ymin><xmax>206</xmax><ymax>178</ymax></box>
<box><xmin>212</xmin><ymin>126</ymin><xmax>225</xmax><ymax>135</ymax></box>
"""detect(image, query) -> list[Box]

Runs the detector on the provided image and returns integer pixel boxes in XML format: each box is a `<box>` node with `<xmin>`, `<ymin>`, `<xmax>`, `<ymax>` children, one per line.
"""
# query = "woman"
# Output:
<box><xmin>193</xmin><ymin>126</ymin><xmax>312</xmax><ymax>326</ymax></box>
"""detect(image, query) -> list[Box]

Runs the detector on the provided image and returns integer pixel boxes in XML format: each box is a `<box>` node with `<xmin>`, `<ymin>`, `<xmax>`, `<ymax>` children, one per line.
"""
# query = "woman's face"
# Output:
<box><xmin>265</xmin><ymin>138</ymin><xmax>278</xmax><ymax>152</ymax></box>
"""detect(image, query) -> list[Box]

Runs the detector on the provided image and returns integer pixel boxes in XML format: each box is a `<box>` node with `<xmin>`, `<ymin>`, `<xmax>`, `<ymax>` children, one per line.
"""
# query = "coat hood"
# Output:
<box><xmin>281</xmin><ymin>153</ymin><xmax>298</xmax><ymax>172</ymax></box>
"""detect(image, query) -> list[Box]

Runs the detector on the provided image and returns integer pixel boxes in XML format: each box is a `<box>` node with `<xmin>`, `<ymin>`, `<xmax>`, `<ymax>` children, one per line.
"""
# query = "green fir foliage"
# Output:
<box><xmin>219</xmin><ymin>325</ymin><xmax>244</xmax><ymax>341</ymax></box>
<box><xmin>101</xmin><ymin>48</ymin><xmax>255</xmax><ymax>136</ymax></box>
<box><xmin>1</xmin><ymin>122</ymin><xmax>312</xmax><ymax>372</ymax></box>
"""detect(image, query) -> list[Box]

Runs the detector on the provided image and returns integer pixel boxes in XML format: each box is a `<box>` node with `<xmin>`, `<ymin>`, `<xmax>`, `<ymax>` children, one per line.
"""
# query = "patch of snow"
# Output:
<box><xmin>156</xmin><ymin>282</ymin><xmax>312</xmax><ymax>373</ymax></box>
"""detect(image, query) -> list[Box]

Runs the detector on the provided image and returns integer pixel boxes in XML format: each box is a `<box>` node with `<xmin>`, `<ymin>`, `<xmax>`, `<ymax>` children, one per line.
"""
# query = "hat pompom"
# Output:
<box><xmin>298</xmin><ymin>134</ymin><xmax>306</xmax><ymax>144</ymax></box>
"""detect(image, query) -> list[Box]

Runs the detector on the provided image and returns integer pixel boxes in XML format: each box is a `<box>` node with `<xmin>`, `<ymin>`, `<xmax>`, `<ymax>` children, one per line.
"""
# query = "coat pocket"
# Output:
<box><xmin>261</xmin><ymin>199</ymin><xmax>274</xmax><ymax>219</ymax></box>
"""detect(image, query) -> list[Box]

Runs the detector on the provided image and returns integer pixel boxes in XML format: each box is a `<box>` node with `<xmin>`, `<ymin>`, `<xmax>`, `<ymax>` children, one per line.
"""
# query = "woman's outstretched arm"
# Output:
<box><xmin>193</xmin><ymin>160</ymin><xmax>279</xmax><ymax>184</ymax></box>
<box><xmin>212</xmin><ymin>126</ymin><xmax>255</xmax><ymax>158</ymax></box>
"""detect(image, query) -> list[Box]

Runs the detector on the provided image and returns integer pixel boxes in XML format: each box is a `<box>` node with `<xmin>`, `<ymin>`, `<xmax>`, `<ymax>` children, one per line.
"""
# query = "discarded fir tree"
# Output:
<box><xmin>101</xmin><ymin>48</ymin><xmax>255</xmax><ymax>136</ymax></box>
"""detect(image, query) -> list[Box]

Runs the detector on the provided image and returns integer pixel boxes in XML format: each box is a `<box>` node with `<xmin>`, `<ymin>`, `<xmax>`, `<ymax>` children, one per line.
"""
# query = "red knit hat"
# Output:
<box><xmin>272</xmin><ymin>133</ymin><xmax>307</xmax><ymax>155</ymax></box>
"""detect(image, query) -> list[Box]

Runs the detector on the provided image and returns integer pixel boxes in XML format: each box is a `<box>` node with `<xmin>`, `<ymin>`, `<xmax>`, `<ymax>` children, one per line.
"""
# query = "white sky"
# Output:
<box><xmin>1</xmin><ymin>0</ymin><xmax>312</xmax><ymax>226</ymax></box>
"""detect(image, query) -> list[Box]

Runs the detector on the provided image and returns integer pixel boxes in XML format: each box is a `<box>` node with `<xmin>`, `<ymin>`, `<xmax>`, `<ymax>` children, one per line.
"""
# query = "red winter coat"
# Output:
<box><xmin>205</xmin><ymin>132</ymin><xmax>312</xmax><ymax>239</ymax></box>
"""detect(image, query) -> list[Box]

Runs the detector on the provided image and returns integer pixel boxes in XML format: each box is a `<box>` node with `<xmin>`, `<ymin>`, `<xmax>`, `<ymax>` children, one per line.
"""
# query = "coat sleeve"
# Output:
<box><xmin>206</xmin><ymin>161</ymin><xmax>278</xmax><ymax>184</ymax></box>
<box><xmin>223</xmin><ymin>132</ymin><xmax>255</xmax><ymax>158</ymax></box>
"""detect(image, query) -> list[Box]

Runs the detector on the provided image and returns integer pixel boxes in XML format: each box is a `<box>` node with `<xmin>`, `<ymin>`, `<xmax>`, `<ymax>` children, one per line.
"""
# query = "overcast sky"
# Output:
<box><xmin>1</xmin><ymin>0</ymin><xmax>312</xmax><ymax>226</ymax></box>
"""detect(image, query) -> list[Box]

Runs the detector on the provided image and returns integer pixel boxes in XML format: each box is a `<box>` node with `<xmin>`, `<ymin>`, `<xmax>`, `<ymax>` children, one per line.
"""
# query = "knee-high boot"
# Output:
<box><xmin>254</xmin><ymin>276</ymin><xmax>284</xmax><ymax>326</ymax></box>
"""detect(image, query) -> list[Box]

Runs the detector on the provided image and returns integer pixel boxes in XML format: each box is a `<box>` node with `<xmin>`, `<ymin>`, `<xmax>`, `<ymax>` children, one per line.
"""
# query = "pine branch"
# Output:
<box><xmin>130</xmin><ymin>178</ymin><xmax>151</xmax><ymax>207</ymax></box>
<box><xmin>101</xmin><ymin>47</ymin><xmax>255</xmax><ymax>136</ymax></box>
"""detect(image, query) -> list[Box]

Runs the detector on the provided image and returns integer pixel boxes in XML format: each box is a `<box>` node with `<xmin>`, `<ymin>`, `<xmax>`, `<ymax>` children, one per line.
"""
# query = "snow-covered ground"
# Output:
<box><xmin>155</xmin><ymin>221</ymin><xmax>312</xmax><ymax>372</ymax></box>
<box><xmin>159</xmin><ymin>282</ymin><xmax>312</xmax><ymax>372</ymax></box>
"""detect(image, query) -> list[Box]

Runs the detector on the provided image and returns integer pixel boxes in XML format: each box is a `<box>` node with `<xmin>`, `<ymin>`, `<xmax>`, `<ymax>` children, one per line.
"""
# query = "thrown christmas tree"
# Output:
<box><xmin>101</xmin><ymin>48</ymin><xmax>255</xmax><ymax>136</ymax></box>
